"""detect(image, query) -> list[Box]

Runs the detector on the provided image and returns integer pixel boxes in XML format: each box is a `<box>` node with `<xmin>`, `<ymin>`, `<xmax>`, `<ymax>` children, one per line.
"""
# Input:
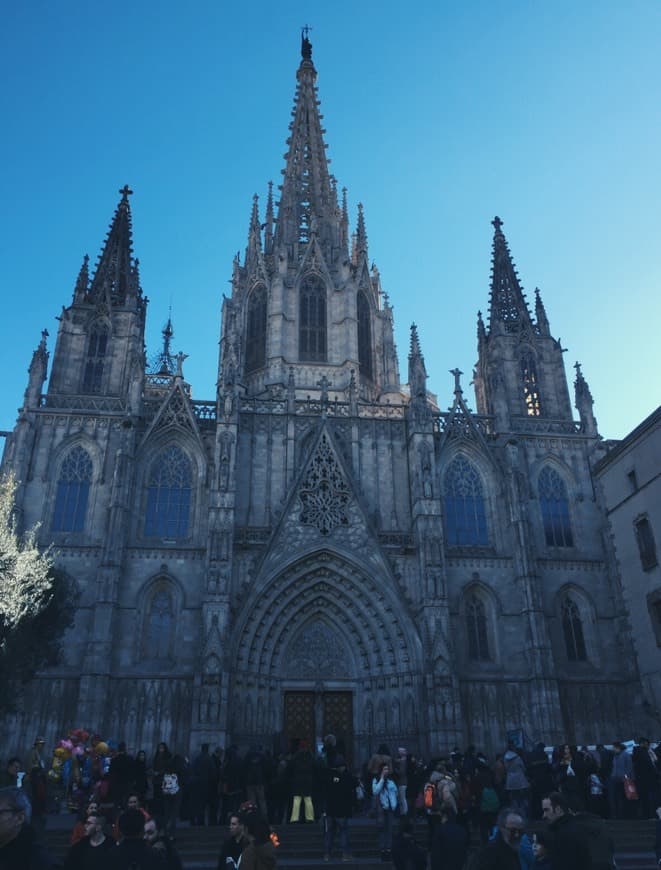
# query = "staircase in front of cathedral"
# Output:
<box><xmin>45</xmin><ymin>817</ymin><xmax>657</xmax><ymax>867</ymax></box>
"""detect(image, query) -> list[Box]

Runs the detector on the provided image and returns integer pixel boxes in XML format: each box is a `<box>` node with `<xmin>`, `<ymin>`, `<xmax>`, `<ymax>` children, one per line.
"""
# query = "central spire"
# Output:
<box><xmin>274</xmin><ymin>30</ymin><xmax>337</xmax><ymax>254</ymax></box>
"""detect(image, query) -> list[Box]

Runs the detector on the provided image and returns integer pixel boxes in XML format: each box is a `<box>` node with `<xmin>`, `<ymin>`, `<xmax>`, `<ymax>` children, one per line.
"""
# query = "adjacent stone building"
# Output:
<box><xmin>595</xmin><ymin>406</ymin><xmax>661</xmax><ymax>726</ymax></box>
<box><xmin>1</xmin><ymin>35</ymin><xmax>641</xmax><ymax>759</ymax></box>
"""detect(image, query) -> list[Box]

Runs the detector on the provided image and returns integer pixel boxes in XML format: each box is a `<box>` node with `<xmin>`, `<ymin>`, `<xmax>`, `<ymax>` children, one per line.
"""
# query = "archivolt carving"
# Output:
<box><xmin>233</xmin><ymin>554</ymin><xmax>416</xmax><ymax>682</ymax></box>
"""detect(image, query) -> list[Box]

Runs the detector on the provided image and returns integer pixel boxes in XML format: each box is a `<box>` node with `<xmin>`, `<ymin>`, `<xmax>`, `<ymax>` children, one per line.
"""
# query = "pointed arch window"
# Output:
<box><xmin>299</xmin><ymin>275</ymin><xmax>326</xmax><ymax>362</ymax></box>
<box><xmin>357</xmin><ymin>290</ymin><xmax>373</xmax><ymax>380</ymax></box>
<box><xmin>466</xmin><ymin>593</ymin><xmax>491</xmax><ymax>661</ymax></box>
<box><xmin>83</xmin><ymin>323</ymin><xmax>109</xmax><ymax>394</ymax></box>
<box><xmin>561</xmin><ymin>597</ymin><xmax>587</xmax><ymax>661</ymax></box>
<box><xmin>52</xmin><ymin>446</ymin><xmax>93</xmax><ymax>532</ymax></box>
<box><xmin>144</xmin><ymin>586</ymin><xmax>174</xmax><ymax>661</ymax></box>
<box><xmin>245</xmin><ymin>285</ymin><xmax>267</xmax><ymax>373</ymax></box>
<box><xmin>521</xmin><ymin>353</ymin><xmax>542</xmax><ymax>416</ymax></box>
<box><xmin>145</xmin><ymin>446</ymin><xmax>192</xmax><ymax>538</ymax></box>
<box><xmin>443</xmin><ymin>457</ymin><xmax>488</xmax><ymax>546</ymax></box>
<box><xmin>539</xmin><ymin>466</ymin><xmax>573</xmax><ymax>547</ymax></box>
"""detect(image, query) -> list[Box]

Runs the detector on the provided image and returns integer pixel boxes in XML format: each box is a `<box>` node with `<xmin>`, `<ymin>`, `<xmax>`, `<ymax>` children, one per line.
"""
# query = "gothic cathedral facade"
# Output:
<box><xmin>1</xmin><ymin>36</ymin><xmax>640</xmax><ymax>759</ymax></box>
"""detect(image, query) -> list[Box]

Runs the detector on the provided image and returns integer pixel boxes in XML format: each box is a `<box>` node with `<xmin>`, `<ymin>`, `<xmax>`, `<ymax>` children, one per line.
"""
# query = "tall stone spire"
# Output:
<box><xmin>574</xmin><ymin>361</ymin><xmax>598</xmax><ymax>436</ymax></box>
<box><xmin>488</xmin><ymin>216</ymin><xmax>533</xmax><ymax>333</ymax></box>
<box><xmin>273</xmin><ymin>30</ymin><xmax>336</xmax><ymax>254</ymax></box>
<box><xmin>245</xmin><ymin>194</ymin><xmax>263</xmax><ymax>272</ymax></box>
<box><xmin>73</xmin><ymin>254</ymin><xmax>90</xmax><ymax>303</ymax></box>
<box><xmin>408</xmin><ymin>323</ymin><xmax>428</xmax><ymax>400</ymax></box>
<box><xmin>88</xmin><ymin>185</ymin><xmax>142</xmax><ymax>309</ymax></box>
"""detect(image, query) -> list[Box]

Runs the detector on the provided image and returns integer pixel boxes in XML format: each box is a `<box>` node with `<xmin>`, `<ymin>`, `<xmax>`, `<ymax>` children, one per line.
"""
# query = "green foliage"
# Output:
<box><xmin>0</xmin><ymin>474</ymin><xmax>76</xmax><ymax>713</ymax></box>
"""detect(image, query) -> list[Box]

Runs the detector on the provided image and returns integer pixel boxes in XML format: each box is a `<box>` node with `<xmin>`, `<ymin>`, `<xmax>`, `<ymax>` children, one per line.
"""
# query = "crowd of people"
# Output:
<box><xmin>2</xmin><ymin>733</ymin><xmax>661</xmax><ymax>868</ymax></box>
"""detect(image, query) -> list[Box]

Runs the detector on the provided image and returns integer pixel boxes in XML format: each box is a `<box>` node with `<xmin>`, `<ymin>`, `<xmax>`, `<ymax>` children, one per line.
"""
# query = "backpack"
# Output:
<box><xmin>162</xmin><ymin>772</ymin><xmax>179</xmax><ymax>795</ymax></box>
<box><xmin>480</xmin><ymin>786</ymin><xmax>500</xmax><ymax>813</ymax></box>
<box><xmin>424</xmin><ymin>781</ymin><xmax>440</xmax><ymax>813</ymax></box>
<box><xmin>572</xmin><ymin>812</ymin><xmax>615</xmax><ymax>868</ymax></box>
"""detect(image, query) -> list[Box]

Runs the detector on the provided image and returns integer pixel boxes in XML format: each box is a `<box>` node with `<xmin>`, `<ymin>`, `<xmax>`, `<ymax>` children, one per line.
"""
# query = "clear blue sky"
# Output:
<box><xmin>1</xmin><ymin>1</ymin><xmax>659</xmax><ymax>440</ymax></box>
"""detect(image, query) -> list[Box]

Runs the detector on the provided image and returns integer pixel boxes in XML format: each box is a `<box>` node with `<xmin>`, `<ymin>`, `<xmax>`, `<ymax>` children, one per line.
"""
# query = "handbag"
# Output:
<box><xmin>623</xmin><ymin>775</ymin><xmax>638</xmax><ymax>801</ymax></box>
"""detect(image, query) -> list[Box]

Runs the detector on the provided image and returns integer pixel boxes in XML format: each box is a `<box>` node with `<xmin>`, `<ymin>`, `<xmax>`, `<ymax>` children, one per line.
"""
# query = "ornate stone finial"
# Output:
<box><xmin>492</xmin><ymin>215</ymin><xmax>503</xmax><ymax>231</ymax></box>
<box><xmin>574</xmin><ymin>361</ymin><xmax>583</xmax><ymax>378</ymax></box>
<box><xmin>119</xmin><ymin>184</ymin><xmax>133</xmax><ymax>200</ymax></box>
<box><xmin>175</xmin><ymin>351</ymin><xmax>188</xmax><ymax>377</ymax></box>
<box><xmin>450</xmin><ymin>368</ymin><xmax>463</xmax><ymax>395</ymax></box>
<box><xmin>301</xmin><ymin>25</ymin><xmax>313</xmax><ymax>61</ymax></box>
<box><xmin>40</xmin><ymin>328</ymin><xmax>49</xmax><ymax>346</ymax></box>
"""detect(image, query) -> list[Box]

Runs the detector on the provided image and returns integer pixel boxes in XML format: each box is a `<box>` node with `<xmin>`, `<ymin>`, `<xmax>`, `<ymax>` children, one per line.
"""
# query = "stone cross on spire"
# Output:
<box><xmin>119</xmin><ymin>184</ymin><xmax>133</xmax><ymax>200</ymax></box>
<box><xmin>450</xmin><ymin>368</ymin><xmax>463</xmax><ymax>395</ymax></box>
<box><xmin>301</xmin><ymin>24</ymin><xmax>313</xmax><ymax>60</ymax></box>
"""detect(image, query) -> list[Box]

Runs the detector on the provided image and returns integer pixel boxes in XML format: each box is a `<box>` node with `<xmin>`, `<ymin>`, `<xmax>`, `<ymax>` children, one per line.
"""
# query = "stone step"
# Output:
<box><xmin>44</xmin><ymin>815</ymin><xmax>659</xmax><ymax>868</ymax></box>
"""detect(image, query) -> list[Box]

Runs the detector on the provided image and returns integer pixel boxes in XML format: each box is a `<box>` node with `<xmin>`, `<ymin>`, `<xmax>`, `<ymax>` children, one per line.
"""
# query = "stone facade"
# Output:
<box><xmin>0</xmin><ymin>36</ymin><xmax>642</xmax><ymax>759</ymax></box>
<box><xmin>594</xmin><ymin>406</ymin><xmax>661</xmax><ymax>726</ymax></box>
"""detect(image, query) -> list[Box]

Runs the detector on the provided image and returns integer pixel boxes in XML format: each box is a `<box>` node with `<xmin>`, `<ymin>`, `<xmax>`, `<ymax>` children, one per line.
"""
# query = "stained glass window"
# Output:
<box><xmin>466</xmin><ymin>593</ymin><xmax>491</xmax><ymax>661</ymax></box>
<box><xmin>52</xmin><ymin>446</ymin><xmax>93</xmax><ymax>532</ymax></box>
<box><xmin>145</xmin><ymin>588</ymin><xmax>173</xmax><ymax>661</ymax></box>
<box><xmin>299</xmin><ymin>275</ymin><xmax>326</xmax><ymax>361</ymax></box>
<box><xmin>539</xmin><ymin>466</ymin><xmax>573</xmax><ymax>547</ymax></box>
<box><xmin>444</xmin><ymin>457</ymin><xmax>488</xmax><ymax>546</ymax></box>
<box><xmin>83</xmin><ymin>323</ymin><xmax>108</xmax><ymax>394</ymax></box>
<box><xmin>145</xmin><ymin>446</ymin><xmax>192</xmax><ymax>538</ymax></box>
<box><xmin>521</xmin><ymin>353</ymin><xmax>542</xmax><ymax>416</ymax></box>
<box><xmin>562</xmin><ymin>597</ymin><xmax>587</xmax><ymax>661</ymax></box>
<box><xmin>357</xmin><ymin>290</ymin><xmax>373</xmax><ymax>380</ymax></box>
<box><xmin>245</xmin><ymin>285</ymin><xmax>267</xmax><ymax>373</ymax></box>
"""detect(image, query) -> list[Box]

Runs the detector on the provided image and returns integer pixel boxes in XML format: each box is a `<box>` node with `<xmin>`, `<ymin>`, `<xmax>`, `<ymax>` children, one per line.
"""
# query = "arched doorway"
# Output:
<box><xmin>228</xmin><ymin>551</ymin><xmax>424</xmax><ymax>761</ymax></box>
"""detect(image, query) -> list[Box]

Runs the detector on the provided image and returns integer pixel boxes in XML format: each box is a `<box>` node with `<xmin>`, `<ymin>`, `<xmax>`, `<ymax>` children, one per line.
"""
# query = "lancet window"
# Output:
<box><xmin>521</xmin><ymin>353</ymin><xmax>542</xmax><ymax>416</ymax></box>
<box><xmin>145</xmin><ymin>446</ymin><xmax>192</xmax><ymax>539</ymax></box>
<box><xmin>83</xmin><ymin>323</ymin><xmax>108</xmax><ymax>394</ymax></box>
<box><xmin>539</xmin><ymin>466</ymin><xmax>573</xmax><ymax>547</ymax></box>
<box><xmin>357</xmin><ymin>290</ymin><xmax>373</xmax><ymax>380</ymax></box>
<box><xmin>52</xmin><ymin>446</ymin><xmax>93</xmax><ymax>532</ymax></box>
<box><xmin>299</xmin><ymin>275</ymin><xmax>326</xmax><ymax>362</ymax></box>
<box><xmin>144</xmin><ymin>586</ymin><xmax>174</xmax><ymax>661</ymax></box>
<box><xmin>466</xmin><ymin>593</ymin><xmax>491</xmax><ymax>661</ymax></box>
<box><xmin>561</xmin><ymin>596</ymin><xmax>587</xmax><ymax>662</ymax></box>
<box><xmin>443</xmin><ymin>457</ymin><xmax>488</xmax><ymax>546</ymax></box>
<box><xmin>245</xmin><ymin>285</ymin><xmax>267</xmax><ymax>373</ymax></box>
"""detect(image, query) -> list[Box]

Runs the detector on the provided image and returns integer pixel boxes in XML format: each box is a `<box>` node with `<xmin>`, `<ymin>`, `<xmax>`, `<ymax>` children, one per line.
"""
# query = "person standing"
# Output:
<box><xmin>472</xmin><ymin>808</ymin><xmax>525</xmax><ymax>870</ymax></box>
<box><xmin>217</xmin><ymin>813</ymin><xmax>249</xmax><ymax>869</ymax></box>
<box><xmin>632</xmin><ymin>738</ymin><xmax>658</xmax><ymax>819</ymax></box>
<box><xmin>63</xmin><ymin>813</ymin><xmax>113</xmax><ymax>869</ymax></box>
<box><xmin>237</xmin><ymin>811</ymin><xmax>277</xmax><ymax>870</ymax></box>
<box><xmin>288</xmin><ymin>743</ymin><xmax>316</xmax><ymax>823</ymax></box>
<box><xmin>0</xmin><ymin>787</ymin><xmax>57</xmax><ymax>869</ymax></box>
<box><xmin>503</xmin><ymin>744</ymin><xmax>529</xmax><ymax>819</ymax></box>
<box><xmin>608</xmin><ymin>742</ymin><xmax>633</xmax><ymax>819</ymax></box>
<box><xmin>322</xmin><ymin>755</ymin><xmax>354</xmax><ymax>862</ymax></box>
<box><xmin>372</xmin><ymin>761</ymin><xmax>399</xmax><ymax>862</ymax></box>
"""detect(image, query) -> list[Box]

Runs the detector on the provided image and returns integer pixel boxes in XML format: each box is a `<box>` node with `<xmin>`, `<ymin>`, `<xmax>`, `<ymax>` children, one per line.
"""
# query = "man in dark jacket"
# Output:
<box><xmin>323</xmin><ymin>756</ymin><xmax>354</xmax><ymax>861</ymax></box>
<box><xmin>542</xmin><ymin>792</ymin><xmax>593</xmax><ymax>869</ymax></box>
<box><xmin>472</xmin><ymin>808</ymin><xmax>524</xmax><ymax>870</ymax></box>
<box><xmin>430</xmin><ymin>807</ymin><xmax>469</xmax><ymax>870</ymax></box>
<box><xmin>632</xmin><ymin>738</ymin><xmax>659</xmax><ymax>818</ymax></box>
<box><xmin>217</xmin><ymin>813</ymin><xmax>249</xmax><ymax>869</ymax></box>
<box><xmin>0</xmin><ymin>787</ymin><xmax>57</xmax><ymax>870</ymax></box>
<box><xmin>101</xmin><ymin>808</ymin><xmax>161</xmax><ymax>869</ymax></box>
